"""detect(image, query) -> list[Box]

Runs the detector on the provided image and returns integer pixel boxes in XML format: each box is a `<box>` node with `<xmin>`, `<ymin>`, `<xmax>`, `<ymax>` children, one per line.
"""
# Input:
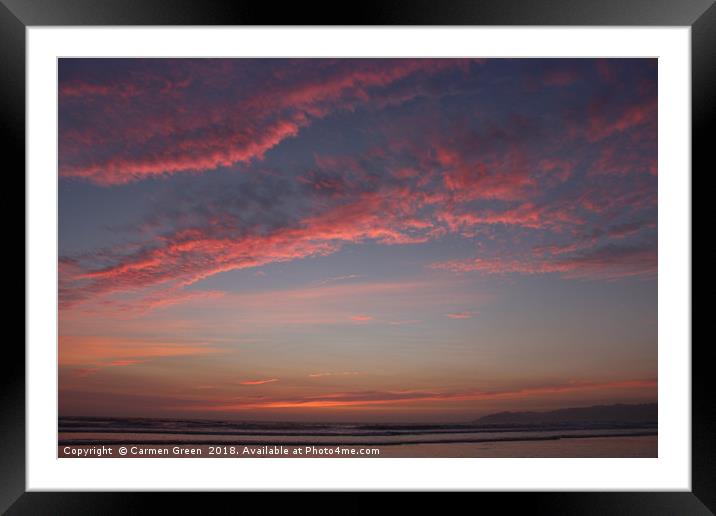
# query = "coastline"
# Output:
<box><xmin>59</xmin><ymin>430</ymin><xmax>657</xmax><ymax>447</ymax></box>
<box><xmin>58</xmin><ymin>434</ymin><xmax>657</xmax><ymax>458</ymax></box>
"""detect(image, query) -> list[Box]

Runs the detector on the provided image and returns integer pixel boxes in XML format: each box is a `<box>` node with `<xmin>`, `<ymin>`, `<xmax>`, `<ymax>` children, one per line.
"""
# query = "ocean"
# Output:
<box><xmin>58</xmin><ymin>416</ymin><xmax>657</xmax><ymax>458</ymax></box>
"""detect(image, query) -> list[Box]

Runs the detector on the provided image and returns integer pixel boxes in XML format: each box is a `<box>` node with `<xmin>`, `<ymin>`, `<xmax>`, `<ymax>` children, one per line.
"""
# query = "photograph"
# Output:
<box><xmin>57</xmin><ymin>57</ymin><xmax>658</xmax><ymax>459</ymax></box>
<box><xmin>6</xmin><ymin>0</ymin><xmax>706</xmax><ymax>508</ymax></box>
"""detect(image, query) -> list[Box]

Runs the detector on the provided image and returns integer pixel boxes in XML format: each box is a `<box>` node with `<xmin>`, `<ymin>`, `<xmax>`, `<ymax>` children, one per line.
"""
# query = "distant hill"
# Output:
<box><xmin>476</xmin><ymin>403</ymin><xmax>657</xmax><ymax>425</ymax></box>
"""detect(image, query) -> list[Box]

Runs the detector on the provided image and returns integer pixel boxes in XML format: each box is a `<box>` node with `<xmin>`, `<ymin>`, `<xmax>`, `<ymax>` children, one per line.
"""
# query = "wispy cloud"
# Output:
<box><xmin>350</xmin><ymin>314</ymin><xmax>374</xmax><ymax>322</ymax></box>
<box><xmin>59</xmin><ymin>75</ymin><xmax>657</xmax><ymax>309</ymax></box>
<box><xmin>445</xmin><ymin>311</ymin><xmax>479</xmax><ymax>320</ymax></box>
<box><xmin>191</xmin><ymin>378</ymin><xmax>657</xmax><ymax>411</ymax></box>
<box><xmin>59</xmin><ymin>59</ymin><xmax>480</xmax><ymax>185</ymax></box>
<box><xmin>432</xmin><ymin>244</ymin><xmax>657</xmax><ymax>280</ymax></box>
<box><xmin>239</xmin><ymin>378</ymin><xmax>279</xmax><ymax>386</ymax></box>
<box><xmin>388</xmin><ymin>319</ymin><xmax>422</xmax><ymax>326</ymax></box>
<box><xmin>315</xmin><ymin>274</ymin><xmax>362</xmax><ymax>286</ymax></box>
<box><xmin>59</xmin><ymin>335</ymin><xmax>222</xmax><ymax>374</ymax></box>
<box><xmin>308</xmin><ymin>371</ymin><xmax>360</xmax><ymax>378</ymax></box>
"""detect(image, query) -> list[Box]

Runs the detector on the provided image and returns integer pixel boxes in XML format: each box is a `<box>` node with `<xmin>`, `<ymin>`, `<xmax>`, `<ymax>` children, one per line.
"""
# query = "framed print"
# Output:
<box><xmin>6</xmin><ymin>0</ymin><xmax>710</xmax><ymax>512</ymax></box>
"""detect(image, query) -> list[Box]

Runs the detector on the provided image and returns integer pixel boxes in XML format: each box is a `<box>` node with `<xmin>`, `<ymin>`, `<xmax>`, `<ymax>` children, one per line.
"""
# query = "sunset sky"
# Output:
<box><xmin>58</xmin><ymin>58</ymin><xmax>657</xmax><ymax>422</ymax></box>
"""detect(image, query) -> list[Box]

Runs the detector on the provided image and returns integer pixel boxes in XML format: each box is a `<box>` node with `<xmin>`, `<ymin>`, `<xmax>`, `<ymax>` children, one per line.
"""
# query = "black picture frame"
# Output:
<box><xmin>4</xmin><ymin>0</ymin><xmax>709</xmax><ymax>512</ymax></box>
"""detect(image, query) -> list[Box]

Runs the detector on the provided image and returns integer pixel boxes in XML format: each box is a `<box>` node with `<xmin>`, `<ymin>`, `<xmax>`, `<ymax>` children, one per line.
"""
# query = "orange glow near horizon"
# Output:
<box><xmin>187</xmin><ymin>378</ymin><xmax>657</xmax><ymax>412</ymax></box>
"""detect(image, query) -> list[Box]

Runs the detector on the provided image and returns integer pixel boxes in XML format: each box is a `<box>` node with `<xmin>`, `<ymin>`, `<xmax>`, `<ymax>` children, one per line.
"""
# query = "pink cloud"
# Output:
<box><xmin>437</xmin><ymin>144</ymin><xmax>536</xmax><ymax>202</ymax></box>
<box><xmin>58</xmin><ymin>71</ymin><xmax>656</xmax><ymax>312</ymax></box>
<box><xmin>432</xmin><ymin>244</ymin><xmax>656</xmax><ymax>280</ymax></box>
<box><xmin>81</xmin><ymin>287</ymin><xmax>226</xmax><ymax>317</ymax></box>
<box><xmin>61</xmin><ymin>115</ymin><xmax>307</xmax><ymax>185</ymax></box>
<box><xmin>59</xmin><ymin>335</ymin><xmax>221</xmax><ymax>368</ymax></box>
<box><xmin>586</xmin><ymin>98</ymin><xmax>657</xmax><ymax>142</ymax></box>
<box><xmin>59</xmin><ymin>59</ymin><xmax>482</xmax><ymax>185</ymax></box>
<box><xmin>436</xmin><ymin>202</ymin><xmax>582</xmax><ymax>233</ymax></box>
<box><xmin>59</xmin><ymin>156</ymin><xmax>652</xmax><ymax>309</ymax></box>
<box><xmin>446</xmin><ymin>311</ymin><xmax>479</xmax><ymax>320</ymax></box>
<box><xmin>308</xmin><ymin>372</ymin><xmax>360</xmax><ymax>378</ymax></box>
<box><xmin>107</xmin><ymin>359</ymin><xmax>144</xmax><ymax>367</ymax></box>
<box><xmin>60</xmin><ymin>186</ymin><xmax>436</xmax><ymax>307</ymax></box>
<box><xmin>67</xmin><ymin>355</ymin><xmax>150</xmax><ymax>378</ymax></box>
<box><xmin>590</xmin><ymin>144</ymin><xmax>657</xmax><ymax>177</ymax></box>
<box><xmin>239</xmin><ymin>378</ymin><xmax>279</xmax><ymax>386</ymax></box>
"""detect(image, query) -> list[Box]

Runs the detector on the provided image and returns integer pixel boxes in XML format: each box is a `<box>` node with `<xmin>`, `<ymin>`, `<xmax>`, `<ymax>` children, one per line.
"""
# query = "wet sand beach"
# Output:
<box><xmin>59</xmin><ymin>434</ymin><xmax>657</xmax><ymax>458</ymax></box>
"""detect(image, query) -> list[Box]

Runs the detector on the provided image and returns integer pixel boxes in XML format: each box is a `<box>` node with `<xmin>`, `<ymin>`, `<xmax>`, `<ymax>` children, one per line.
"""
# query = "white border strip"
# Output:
<box><xmin>27</xmin><ymin>27</ymin><xmax>690</xmax><ymax>491</ymax></box>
